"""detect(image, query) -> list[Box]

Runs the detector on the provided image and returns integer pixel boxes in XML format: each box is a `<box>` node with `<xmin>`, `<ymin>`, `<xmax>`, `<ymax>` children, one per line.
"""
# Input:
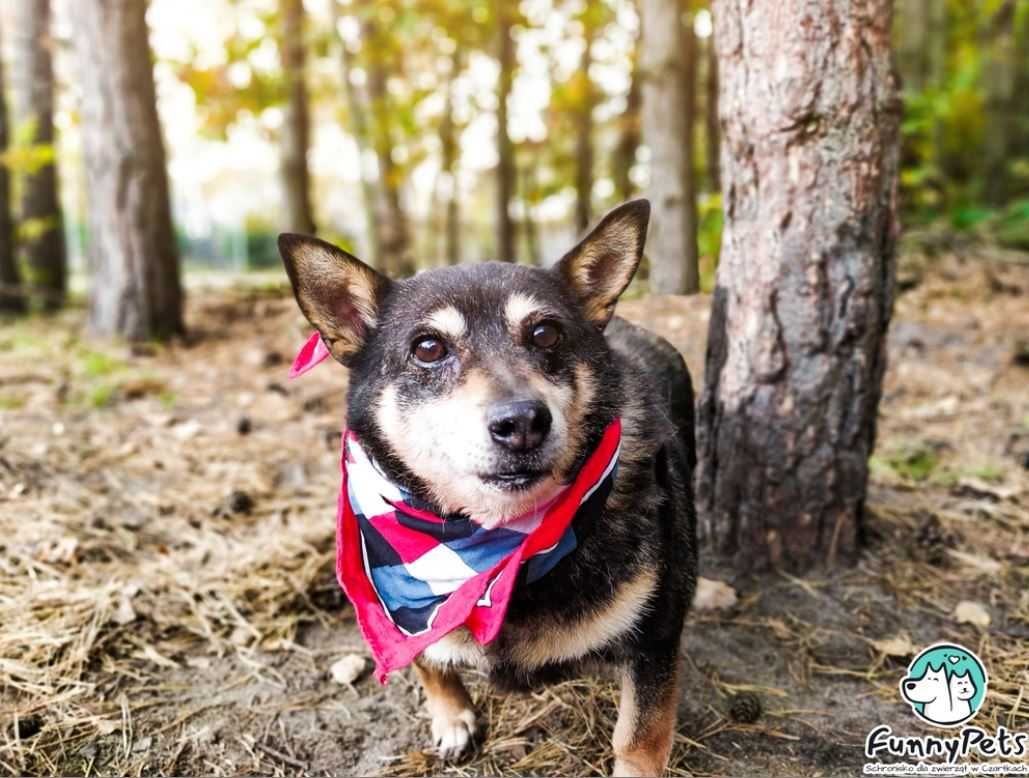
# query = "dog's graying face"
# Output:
<box><xmin>279</xmin><ymin>200</ymin><xmax>649</xmax><ymax>526</ymax></box>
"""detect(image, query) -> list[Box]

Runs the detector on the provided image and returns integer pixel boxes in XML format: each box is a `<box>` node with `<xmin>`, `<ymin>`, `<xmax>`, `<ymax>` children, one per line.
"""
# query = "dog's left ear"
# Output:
<box><xmin>554</xmin><ymin>199</ymin><xmax>650</xmax><ymax>330</ymax></box>
<box><xmin>278</xmin><ymin>234</ymin><xmax>391</xmax><ymax>366</ymax></box>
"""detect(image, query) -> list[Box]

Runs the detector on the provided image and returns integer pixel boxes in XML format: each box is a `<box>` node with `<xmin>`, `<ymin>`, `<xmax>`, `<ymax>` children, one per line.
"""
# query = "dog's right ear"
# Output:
<box><xmin>278</xmin><ymin>234</ymin><xmax>391</xmax><ymax>365</ymax></box>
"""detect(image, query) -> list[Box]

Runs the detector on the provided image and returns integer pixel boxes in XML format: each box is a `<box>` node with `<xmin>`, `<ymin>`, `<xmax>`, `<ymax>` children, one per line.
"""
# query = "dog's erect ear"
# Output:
<box><xmin>278</xmin><ymin>234</ymin><xmax>391</xmax><ymax>365</ymax></box>
<box><xmin>554</xmin><ymin>199</ymin><xmax>650</xmax><ymax>330</ymax></box>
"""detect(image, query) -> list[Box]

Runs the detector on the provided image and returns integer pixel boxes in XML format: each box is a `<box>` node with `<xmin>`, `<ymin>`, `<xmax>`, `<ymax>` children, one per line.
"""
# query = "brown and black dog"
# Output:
<box><xmin>279</xmin><ymin>199</ymin><xmax>697</xmax><ymax>777</ymax></box>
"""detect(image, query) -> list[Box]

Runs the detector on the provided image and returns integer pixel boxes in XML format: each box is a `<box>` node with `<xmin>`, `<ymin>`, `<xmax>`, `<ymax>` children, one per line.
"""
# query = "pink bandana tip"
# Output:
<box><xmin>289</xmin><ymin>332</ymin><xmax>331</xmax><ymax>378</ymax></box>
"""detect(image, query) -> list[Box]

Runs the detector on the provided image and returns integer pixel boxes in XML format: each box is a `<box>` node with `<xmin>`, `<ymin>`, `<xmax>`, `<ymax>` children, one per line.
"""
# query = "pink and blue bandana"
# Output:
<box><xmin>290</xmin><ymin>333</ymin><xmax>622</xmax><ymax>682</ymax></box>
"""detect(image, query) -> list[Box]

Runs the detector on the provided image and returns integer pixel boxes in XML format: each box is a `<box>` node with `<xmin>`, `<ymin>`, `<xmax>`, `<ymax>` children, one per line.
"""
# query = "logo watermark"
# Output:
<box><xmin>864</xmin><ymin>642</ymin><xmax>1028</xmax><ymax>776</ymax></box>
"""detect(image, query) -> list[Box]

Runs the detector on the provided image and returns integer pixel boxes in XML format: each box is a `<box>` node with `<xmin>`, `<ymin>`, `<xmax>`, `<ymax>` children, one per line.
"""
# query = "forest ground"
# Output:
<box><xmin>1</xmin><ymin>247</ymin><xmax>1027</xmax><ymax>777</ymax></box>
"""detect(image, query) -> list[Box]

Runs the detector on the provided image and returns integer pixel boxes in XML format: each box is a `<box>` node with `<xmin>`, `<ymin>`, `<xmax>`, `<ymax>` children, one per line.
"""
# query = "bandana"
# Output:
<box><xmin>290</xmin><ymin>333</ymin><xmax>621</xmax><ymax>682</ymax></box>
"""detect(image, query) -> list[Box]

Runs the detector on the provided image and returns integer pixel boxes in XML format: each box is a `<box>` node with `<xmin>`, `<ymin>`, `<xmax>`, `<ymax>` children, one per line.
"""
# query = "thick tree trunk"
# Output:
<box><xmin>495</xmin><ymin>0</ymin><xmax>516</xmax><ymax>262</ymax></box>
<box><xmin>697</xmin><ymin>0</ymin><xmax>901</xmax><ymax>572</ymax></box>
<box><xmin>613</xmin><ymin>54</ymin><xmax>641</xmax><ymax>202</ymax></box>
<box><xmin>441</xmin><ymin>45</ymin><xmax>462</xmax><ymax>265</ymax></box>
<box><xmin>332</xmin><ymin>2</ymin><xmax>382</xmax><ymax>267</ymax></box>
<box><xmin>704</xmin><ymin>29</ymin><xmax>720</xmax><ymax>194</ymax></box>
<box><xmin>363</xmin><ymin>13</ymin><xmax>414</xmax><ymax>276</ymax></box>
<box><xmin>9</xmin><ymin>0</ymin><xmax>66</xmax><ymax>311</ymax></box>
<box><xmin>573</xmin><ymin>26</ymin><xmax>596</xmax><ymax>233</ymax></box>
<box><xmin>641</xmin><ymin>0</ymin><xmax>699</xmax><ymax>294</ymax></box>
<box><xmin>520</xmin><ymin>164</ymin><xmax>542</xmax><ymax>266</ymax></box>
<box><xmin>70</xmin><ymin>0</ymin><xmax>184</xmax><ymax>340</ymax></box>
<box><xmin>0</xmin><ymin>18</ymin><xmax>25</xmax><ymax>314</ymax></box>
<box><xmin>279</xmin><ymin>0</ymin><xmax>316</xmax><ymax>235</ymax></box>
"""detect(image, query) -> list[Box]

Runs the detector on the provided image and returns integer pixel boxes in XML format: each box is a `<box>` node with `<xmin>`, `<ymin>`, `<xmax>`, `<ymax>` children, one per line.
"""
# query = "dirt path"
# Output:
<box><xmin>1</xmin><ymin>256</ymin><xmax>1026</xmax><ymax>776</ymax></box>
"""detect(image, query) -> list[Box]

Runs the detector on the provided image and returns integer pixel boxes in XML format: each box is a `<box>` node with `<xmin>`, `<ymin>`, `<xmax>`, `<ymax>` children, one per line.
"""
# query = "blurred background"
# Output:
<box><xmin>0</xmin><ymin>0</ymin><xmax>1026</xmax><ymax>312</ymax></box>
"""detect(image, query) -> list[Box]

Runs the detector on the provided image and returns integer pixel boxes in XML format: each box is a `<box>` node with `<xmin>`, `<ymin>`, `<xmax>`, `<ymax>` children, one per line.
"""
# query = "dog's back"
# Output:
<box><xmin>606</xmin><ymin>316</ymin><xmax>696</xmax><ymax>472</ymax></box>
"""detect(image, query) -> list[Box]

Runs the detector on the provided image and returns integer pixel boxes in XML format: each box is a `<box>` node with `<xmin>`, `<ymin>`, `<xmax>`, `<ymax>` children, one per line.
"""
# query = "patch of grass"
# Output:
<box><xmin>85</xmin><ymin>382</ymin><xmax>118</xmax><ymax>409</ymax></box>
<box><xmin>0</xmin><ymin>393</ymin><xmax>26</xmax><ymax>410</ymax></box>
<box><xmin>961</xmin><ymin>463</ymin><xmax>1006</xmax><ymax>483</ymax></box>
<box><xmin>79</xmin><ymin>350</ymin><xmax>125</xmax><ymax>378</ymax></box>
<box><xmin>879</xmin><ymin>445</ymin><xmax>941</xmax><ymax>481</ymax></box>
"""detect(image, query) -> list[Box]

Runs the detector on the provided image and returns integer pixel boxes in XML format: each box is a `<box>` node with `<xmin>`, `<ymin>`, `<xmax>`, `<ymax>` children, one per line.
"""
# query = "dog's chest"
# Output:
<box><xmin>419</xmin><ymin>566</ymin><xmax>656</xmax><ymax>672</ymax></box>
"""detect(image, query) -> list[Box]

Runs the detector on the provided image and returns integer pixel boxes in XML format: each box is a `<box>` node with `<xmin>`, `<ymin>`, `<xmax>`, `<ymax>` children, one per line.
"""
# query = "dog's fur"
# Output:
<box><xmin>279</xmin><ymin>200</ymin><xmax>697</xmax><ymax>777</ymax></box>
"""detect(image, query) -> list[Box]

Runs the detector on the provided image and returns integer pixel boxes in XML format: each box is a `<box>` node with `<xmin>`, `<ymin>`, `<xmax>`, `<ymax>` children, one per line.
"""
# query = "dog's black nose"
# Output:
<box><xmin>488</xmin><ymin>401</ymin><xmax>552</xmax><ymax>452</ymax></box>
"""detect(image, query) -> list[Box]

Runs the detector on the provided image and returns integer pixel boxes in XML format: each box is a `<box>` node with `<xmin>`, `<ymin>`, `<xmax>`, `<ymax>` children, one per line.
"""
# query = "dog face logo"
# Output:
<box><xmin>279</xmin><ymin>201</ymin><xmax>650</xmax><ymax>527</ymax></box>
<box><xmin>899</xmin><ymin>643</ymin><xmax>988</xmax><ymax>728</ymax></box>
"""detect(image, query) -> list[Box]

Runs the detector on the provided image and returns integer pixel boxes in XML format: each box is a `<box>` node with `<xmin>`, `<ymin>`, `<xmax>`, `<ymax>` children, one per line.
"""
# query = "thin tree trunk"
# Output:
<box><xmin>279</xmin><ymin>0</ymin><xmax>316</xmax><ymax>235</ymax></box>
<box><xmin>613</xmin><ymin>53</ymin><xmax>641</xmax><ymax>202</ymax></box>
<box><xmin>574</xmin><ymin>25</ymin><xmax>596</xmax><ymax>233</ymax></box>
<box><xmin>331</xmin><ymin>1</ymin><xmax>382</xmax><ymax>267</ymax></box>
<box><xmin>441</xmin><ymin>45</ymin><xmax>462</xmax><ymax>265</ymax></box>
<box><xmin>10</xmin><ymin>0</ymin><xmax>66</xmax><ymax>311</ymax></box>
<box><xmin>981</xmin><ymin>0</ymin><xmax>1017</xmax><ymax>206</ymax></box>
<box><xmin>520</xmin><ymin>164</ymin><xmax>542</xmax><ymax>266</ymax></box>
<box><xmin>363</xmin><ymin>14</ymin><xmax>414</xmax><ymax>276</ymax></box>
<box><xmin>70</xmin><ymin>0</ymin><xmax>184</xmax><ymax>340</ymax></box>
<box><xmin>495</xmin><ymin>0</ymin><xmax>516</xmax><ymax>262</ymax></box>
<box><xmin>704</xmin><ymin>28</ymin><xmax>720</xmax><ymax>194</ymax></box>
<box><xmin>0</xmin><ymin>17</ymin><xmax>25</xmax><ymax>314</ymax></box>
<box><xmin>696</xmin><ymin>0</ymin><xmax>901</xmax><ymax>572</ymax></box>
<box><xmin>641</xmin><ymin>0</ymin><xmax>699</xmax><ymax>294</ymax></box>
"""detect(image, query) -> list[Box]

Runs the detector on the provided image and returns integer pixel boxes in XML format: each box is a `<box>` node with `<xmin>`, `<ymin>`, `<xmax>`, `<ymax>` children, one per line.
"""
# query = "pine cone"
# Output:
<box><xmin>729</xmin><ymin>692</ymin><xmax>762</xmax><ymax>724</ymax></box>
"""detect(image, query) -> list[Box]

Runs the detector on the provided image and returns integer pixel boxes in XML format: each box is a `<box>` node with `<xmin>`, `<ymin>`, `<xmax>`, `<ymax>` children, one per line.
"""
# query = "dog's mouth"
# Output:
<box><xmin>479</xmin><ymin>469</ymin><xmax>546</xmax><ymax>491</ymax></box>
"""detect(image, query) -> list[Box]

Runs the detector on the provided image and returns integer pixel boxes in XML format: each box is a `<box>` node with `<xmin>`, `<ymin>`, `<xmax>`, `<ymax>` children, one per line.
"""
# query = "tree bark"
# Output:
<box><xmin>696</xmin><ymin>0</ymin><xmax>901</xmax><ymax>572</ymax></box>
<box><xmin>279</xmin><ymin>0</ymin><xmax>316</xmax><ymax>235</ymax></box>
<box><xmin>495</xmin><ymin>0</ymin><xmax>516</xmax><ymax>262</ymax></box>
<box><xmin>9</xmin><ymin>0</ymin><xmax>66</xmax><ymax>311</ymax></box>
<box><xmin>0</xmin><ymin>17</ymin><xmax>25</xmax><ymax>314</ymax></box>
<box><xmin>70</xmin><ymin>0</ymin><xmax>184</xmax><ymax>340</ymax></box>
<box><xmin>704</xmin><ymin>28</ymin><xmax>720</xmax><ymax>194</ymax></box>
<box><xmin>363</xmin><ymin>12</ymin><xmax>414</xmax><ymax>276</ymax></box>
<box><xmin>573</xmin><ymin>24</ymin><xmax>596</xmax><ymax>233</ymax></box>
<box><xmin>441</xmin><ymin>45</ymin><xmax>462</xmax><ymax>265</ymax></box>
<box><xmin>331</xmin><ymin>1</ymin><xmax>382</xmax><ymax>268</ymax></box>
<box><xmin>613</xmin><ymin>53</ymin><xmax>641</xmax><ymax>202</ymax></box>
<box><xmin>641</xmin><ymin>0</ymin><xmax>699</xmax><ymax>294</ymax></box>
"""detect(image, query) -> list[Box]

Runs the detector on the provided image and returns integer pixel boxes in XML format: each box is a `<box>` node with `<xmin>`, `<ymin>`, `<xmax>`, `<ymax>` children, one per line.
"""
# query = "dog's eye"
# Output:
<box><xmin>530</xmin><ymin>321</ymin><xmax>561</xmax><ymax>350</ymax></box>
<box><xmin>412</xmin><ymin>337</ymin><xmax>448</xmax><ymax>365</ymax></box>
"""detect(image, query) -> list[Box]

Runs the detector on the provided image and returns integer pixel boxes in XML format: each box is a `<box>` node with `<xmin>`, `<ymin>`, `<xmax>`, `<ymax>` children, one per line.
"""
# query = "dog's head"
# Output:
<box><xmin>279</xmin><ymin>200</ymin><xmax>649</xmax><ymax>527</ymax></box>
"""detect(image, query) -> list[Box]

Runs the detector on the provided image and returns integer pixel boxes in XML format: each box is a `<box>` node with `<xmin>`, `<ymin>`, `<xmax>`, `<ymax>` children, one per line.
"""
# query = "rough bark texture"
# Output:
<box><xmin>332</xmin><ymin>1</ymin><xmax>382</xmax><ymax>268</ymax></box>
<box><xmin>363</xmin><ymin>12</ymin><xmax>414</xmax><ymax>276</ymax></box>
<box><xmin>641</xmin><ymin>0</ymin><xmax>699</xmax><ymax>294</ymax></box>
<box><xmin>10</xmin><ymin>0</ymin><xmax>66</xmax><ymax>310</ymax></box>
<box><xmin>697</xmin><ymin>0</ymin><xmax>901</xmax><ymax>572</ymax></box>
<box><xmin>704</xmin><ymin>31</ymin><xmax>720</xmax><ymax>194</ymax></box>
<box><xmin>0</xmin><ymin>18</ymin><xmax>25</xmax><ymax>314</ymax></box>
<box><xmin>495</xmin><ymin>0</ymin><xmax>516</xmax><ymax>262</ymax></box>
<box><xmin>70</xmin><ymin>0</ymin><xmax>184</xmax><ymax>340</ymax></box>
<box><xmin>279</xmin><ymin>0</ymin><xmax>316</xmax><ymax>235</ymax></box>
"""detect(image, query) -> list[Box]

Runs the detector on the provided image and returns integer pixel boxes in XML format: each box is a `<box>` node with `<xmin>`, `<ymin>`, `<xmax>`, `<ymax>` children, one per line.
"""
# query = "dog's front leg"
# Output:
<box><xmin>414</xmin><ymin>659</ymin><xmax>477</xmax><ymax>761</ymax></box>
<box><xmin>611</xmin><ymin>645</ymin><xmax>680</xmax><ymax>777</ymax></box>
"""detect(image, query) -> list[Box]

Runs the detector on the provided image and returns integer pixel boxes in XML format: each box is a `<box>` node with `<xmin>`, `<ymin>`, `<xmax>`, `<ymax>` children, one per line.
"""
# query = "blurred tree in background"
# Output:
<box><xmin>9</xmin><ymin>0</ymin><xmax>65</xmax><ymax>311</ymax></box>
<box><xmin>0</xmin><ymin>15</ymin><xmax>22</xmax><ymax>314</ymax></box>
<box><xmin>0</xmin><ymin>0</ymin><xmax>1025</xmax><ymax>330</ymax></box>
<box><xmin>69</xmin><ymin>0</ymin><xmax>184</xmax><ymax>340</ymax></box>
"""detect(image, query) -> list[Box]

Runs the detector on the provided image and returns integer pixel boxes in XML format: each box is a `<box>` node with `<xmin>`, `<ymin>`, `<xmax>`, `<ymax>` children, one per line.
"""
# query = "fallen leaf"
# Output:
<box><xmin>953</xmin><ymin>600</ymin><xmax>990</xmax><ymax>628</ymax></box>
<box><xmin>692</xmin><ymin>578</ymin><xmax>738</xmax><ymax>611</ymax></box>
<box><xmin>946</xmin><ymin>549</ymin><xmax>1003</xmax><ymax>575</ymax></box>
<box><xmin>330</xmin><ymin>654</ymin><xmax>369</xmax><ymax>685</ymax></box>
<box><xmin>871</xmin><ymin>633</ymin><xmax>915</xmax><ymax>658</ymax></box>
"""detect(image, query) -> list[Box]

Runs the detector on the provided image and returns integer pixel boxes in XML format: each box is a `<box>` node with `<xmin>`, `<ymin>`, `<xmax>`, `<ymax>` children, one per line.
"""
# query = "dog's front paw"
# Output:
<box><xmin>431</xmin><ymin>707</ymin><xmax>477</xmax><ymax>761</ymax></box>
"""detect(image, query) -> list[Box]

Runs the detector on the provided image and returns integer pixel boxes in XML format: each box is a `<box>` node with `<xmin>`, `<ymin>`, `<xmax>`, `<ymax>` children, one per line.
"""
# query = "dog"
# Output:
<box><xmin>278</xmin><ymin>199</ymin><xmax>697</xmax><ymax>777</ymax></box>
